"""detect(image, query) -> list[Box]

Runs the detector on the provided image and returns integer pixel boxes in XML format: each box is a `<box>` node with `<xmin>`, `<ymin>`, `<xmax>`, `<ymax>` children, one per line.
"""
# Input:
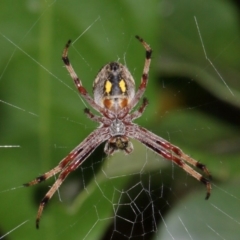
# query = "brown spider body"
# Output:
<box><xmin>24</xmin><ymin>36</ymin><xmax>211</xmax><ymax>229</ymax></box>
<box><xmin>93</xmin><ymin>62</ymin><xmax>135</xmax><ymax>112</ymax></box>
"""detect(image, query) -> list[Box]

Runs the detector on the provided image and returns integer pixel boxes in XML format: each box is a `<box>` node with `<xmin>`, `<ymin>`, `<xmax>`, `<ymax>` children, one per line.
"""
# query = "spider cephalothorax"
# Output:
<box><xmin>24</xmin><ymin>36</ymin><xmax>211</xmax><ymax>229</ymax></box>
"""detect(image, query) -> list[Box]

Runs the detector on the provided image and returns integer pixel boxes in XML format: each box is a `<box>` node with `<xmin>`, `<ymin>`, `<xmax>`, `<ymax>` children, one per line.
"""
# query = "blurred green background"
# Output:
<box><xmin>0</xmin><ymin>0</ymin><xmax>240</xmax><ymax>239</ymax></box>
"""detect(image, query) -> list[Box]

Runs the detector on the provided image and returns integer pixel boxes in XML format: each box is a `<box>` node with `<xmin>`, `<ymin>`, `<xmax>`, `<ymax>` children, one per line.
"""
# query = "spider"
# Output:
<box><xmin>24</xmin><ymin>36</ymin><xmax>212</xmax><ymax>229</ymax></box>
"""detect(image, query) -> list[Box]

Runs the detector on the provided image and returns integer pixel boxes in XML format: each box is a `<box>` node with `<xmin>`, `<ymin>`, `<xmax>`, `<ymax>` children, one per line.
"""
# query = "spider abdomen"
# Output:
<box><xmin>93</xmin><ymin>62</ymin><xmax>135</xmax><ymax>112</ymax></box>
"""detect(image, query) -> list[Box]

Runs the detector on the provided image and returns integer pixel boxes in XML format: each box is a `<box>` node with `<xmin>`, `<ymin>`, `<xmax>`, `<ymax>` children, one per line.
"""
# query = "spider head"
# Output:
<box><xmin>104</xmin><ymin>136</ymin><xmax>134</xmax><ymax>155</ymax></box>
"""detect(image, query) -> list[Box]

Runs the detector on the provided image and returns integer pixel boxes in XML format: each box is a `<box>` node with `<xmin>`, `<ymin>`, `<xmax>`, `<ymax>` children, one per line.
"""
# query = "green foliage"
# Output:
<box><xmin>0</xmin><ymin>0</ymin><xmax>239</xmax><ymax>239</ymax></box>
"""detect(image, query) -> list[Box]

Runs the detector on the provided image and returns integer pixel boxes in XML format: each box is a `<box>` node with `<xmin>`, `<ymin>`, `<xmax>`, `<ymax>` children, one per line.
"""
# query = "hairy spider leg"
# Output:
<box><xmin>129</xmin><ymin>97</ymin><xmax>149</xmax><ymax>120</ymax></box>
<box><xmin>126</xmin><ymin>36</ymin><xmax>152</xmax><ymax>112</ymax></box>
<box><xmin>62</xmin><ymin>40</ymin><xmax>110</xmax><ymax>117</ymax></box>
<box><xmin>136</xmin><ymin>127</ymin><xmax>212</xmax><ymax>180</ymax></box>
<box><xmin>24</xmin><ymin>144</ymin><xmax>88</xmax><ymax>187</ymax></box>
<box><xmin>127</xmin><ymin>125</ymin><xmax>212</xmax><ymax>199</ymax></box>
<box><xmin>25</xmin><ymin>128</ymin><xmax>110</xmax><ymax>228</ymax></box>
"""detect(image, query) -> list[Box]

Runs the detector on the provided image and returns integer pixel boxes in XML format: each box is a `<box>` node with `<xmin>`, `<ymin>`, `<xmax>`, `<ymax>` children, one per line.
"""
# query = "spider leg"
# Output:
<box><xmin>35</xmin><ymin>141</ymin><xmax>99</xmax><ymax>228</ymax></box>
<box><xmin>62</xmin><ymin>40</ymin><xmax>106</xmax><ymax>115</ymax></box>
<box><xmin>84</xmin><ymin>108</ymin><xmax>113</xmax><ymax>126</ymax></box>
<box><xmin>127</xmin><ymin>125</ymin><xmax>211</xmax><ymax>199</ymax></box>
<box><xmin>36</xmin><ymin>167</ymin><xmax>71</xmax><ymax>228</ymax></box>
<box><xmin>145</xmin><ymin>133</ymin><xmax>212</xmax><ymax>179</ymax></box>
<box><xmin>23</xmin><ymin>146</ymin><xmax>84</xmax><ymax>186</ymax></box>
<box><xmin>180</xmin><ymin>152</ymin><xmax>211</xmax><ymax>178</ymax></box>
<box><xmin>23</xmin><ymin>166</ymin><xmax>61</xmax><ymax>187</ymax></box>
<box><xmin>35</xmin><ymin>168</ymin><xmax>71</xmax><ymax>228</ymax></box>
<box><xmin>23</xmin><ymin>134</ymin><xmax>98</xmax><ymax>187</ymax></box>
<box><xmin>24</xmin><ymin>128</ymin><xmax>110</xmax><ymax>228</ymax></box>
<box><xmin>127</xmin><ymin>36</ymin><xmax>152</xmax><ymax>111</ymax></box>
<box><xmin>129</xmin><ymin>97</ymin><xmax>149</xmax><ymax>120</ymax></box>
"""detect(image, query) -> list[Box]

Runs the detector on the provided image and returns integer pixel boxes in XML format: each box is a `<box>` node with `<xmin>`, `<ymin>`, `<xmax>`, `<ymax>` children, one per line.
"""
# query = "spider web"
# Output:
<box><xmin>0</xmin><ymin>0</ymin><xmax>240</xmax><ymax>239</ymax></box>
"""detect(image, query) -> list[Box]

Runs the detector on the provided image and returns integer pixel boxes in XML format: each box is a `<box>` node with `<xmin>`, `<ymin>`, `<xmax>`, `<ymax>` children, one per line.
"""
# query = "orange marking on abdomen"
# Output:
<box><xmin>120</xmin><ymin>98</ymin><xmax>128</xmax><ymax>108</ymax></box>
<box><xmin>103</xmin><ymin>99</ymin><xmax>113</xmax><ymax>109</ymax></box>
